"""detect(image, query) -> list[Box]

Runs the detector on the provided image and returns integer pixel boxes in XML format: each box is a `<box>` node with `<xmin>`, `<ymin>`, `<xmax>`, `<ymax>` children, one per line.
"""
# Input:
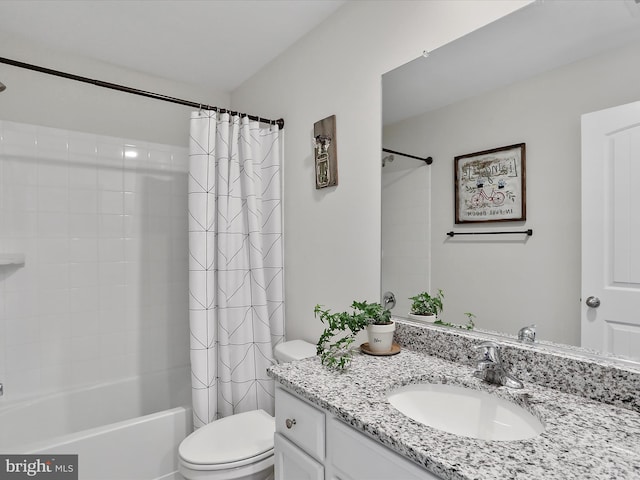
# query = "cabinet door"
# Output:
<box><xmin>274</xmin><ymin>433</ymin><xmax>324</xmax><ymax>480</ymax></box>
<box><xmin>327</xmin><ymin>418</ymin><xmax>442</xmax><ymax>480</ymax></box>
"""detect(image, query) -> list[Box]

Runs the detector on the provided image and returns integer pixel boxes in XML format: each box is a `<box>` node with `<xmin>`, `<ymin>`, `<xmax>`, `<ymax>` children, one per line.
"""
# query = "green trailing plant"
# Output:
<box><xmin>408</xmin><ymin>289</ymin><xmax>444</xmax><ymax>317</ymax></box>
<box><xmin>434</xmin><ymin>312</ymin><xmax>476</xmax><ymax>330</ymax></box>
<box><xmin>315</xmin><ymin>300</ymin><xmax>392</xmax><ymax>370</ymax></box>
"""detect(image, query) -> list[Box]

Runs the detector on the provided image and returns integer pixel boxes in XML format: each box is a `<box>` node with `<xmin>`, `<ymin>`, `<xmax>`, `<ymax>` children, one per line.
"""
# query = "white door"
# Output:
<box><xmin>582</xmin><ymin>101</ymin><xmax>640</xmax><ymax>360</ymax></box>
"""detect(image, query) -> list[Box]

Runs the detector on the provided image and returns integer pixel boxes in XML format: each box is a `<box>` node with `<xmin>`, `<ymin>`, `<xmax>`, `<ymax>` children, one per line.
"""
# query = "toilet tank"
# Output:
<box><xmin>273</xmin><ymin>340</ymin><xmax>316</xmax><ymax>363</ymax></box>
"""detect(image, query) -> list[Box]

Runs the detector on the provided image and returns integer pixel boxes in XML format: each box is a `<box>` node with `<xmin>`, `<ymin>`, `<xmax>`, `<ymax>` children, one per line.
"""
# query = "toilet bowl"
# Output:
<box><xmin>178</xmin><ymin>340</ymin><xmax>316</xmax><ymax>480</ymax></box>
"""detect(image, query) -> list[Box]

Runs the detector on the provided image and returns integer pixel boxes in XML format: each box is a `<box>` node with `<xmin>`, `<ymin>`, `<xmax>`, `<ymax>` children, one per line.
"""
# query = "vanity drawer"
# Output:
<box><xmin>275</xmin><ymin>387</ymin><xmax>325</xmax><ymax>461</ymax></box>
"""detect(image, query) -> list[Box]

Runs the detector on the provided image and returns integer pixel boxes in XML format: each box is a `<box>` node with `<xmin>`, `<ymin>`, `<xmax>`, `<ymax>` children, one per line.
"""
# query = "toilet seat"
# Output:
<box><xmin>179</xmin><ymin>409</ymin><xmax>275</xmax><ymax>471</ymax></box>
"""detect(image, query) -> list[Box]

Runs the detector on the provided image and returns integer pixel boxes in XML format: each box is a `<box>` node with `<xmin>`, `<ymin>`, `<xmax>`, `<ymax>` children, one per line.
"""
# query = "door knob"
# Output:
<box><xmin>586</xmin><ymin>296</ymin><xmax>601</xmax><ymax>308</ymax></box>
<box><xmin>285</xmin><ymin>418</ymin><xmax>296</xmax><ymax>429</ymax></box>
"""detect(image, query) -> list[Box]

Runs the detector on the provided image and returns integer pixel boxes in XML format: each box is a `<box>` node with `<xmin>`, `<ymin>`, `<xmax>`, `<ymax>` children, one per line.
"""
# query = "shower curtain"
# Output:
<box><xmin>188</xmin><ymin>111</ymin><xmax>284</xmax><ymax>428</ymax></box>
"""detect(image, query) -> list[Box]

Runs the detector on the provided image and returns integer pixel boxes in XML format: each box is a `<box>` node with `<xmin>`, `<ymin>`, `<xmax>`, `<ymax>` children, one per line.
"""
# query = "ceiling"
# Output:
<box><xmin>383</xmin><ymin>0</ymin><xmax>640</xmax><ymax>126</ymax></box>
<box><xmin>0</xmin><ymin>0</ymin><xmax>346</xmax><ymax>92</ymax></box>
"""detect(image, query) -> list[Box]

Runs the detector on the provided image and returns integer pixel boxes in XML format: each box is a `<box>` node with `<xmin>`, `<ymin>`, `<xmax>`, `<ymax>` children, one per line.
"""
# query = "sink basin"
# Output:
<box><xmin>387</xmin><ymin>383</ymin><xmax>544</xmax><ymax>441</ymax></box>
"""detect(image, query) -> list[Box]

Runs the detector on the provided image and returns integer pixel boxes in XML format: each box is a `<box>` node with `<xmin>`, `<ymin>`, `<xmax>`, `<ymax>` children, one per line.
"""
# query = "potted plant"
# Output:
<box><xmin>408</xmin><ymin>289</ymin><xmax>444</xmax><ymax>323</ymax></box>
<box><xmin>315</xmin><ymin>300</ymin><xmax>394</xmax><ymax>370</ymax></box>
<box><xmin>434</xmin><ymin>312</ymin><xmax>476</xmax><ymax>330</ymax></box>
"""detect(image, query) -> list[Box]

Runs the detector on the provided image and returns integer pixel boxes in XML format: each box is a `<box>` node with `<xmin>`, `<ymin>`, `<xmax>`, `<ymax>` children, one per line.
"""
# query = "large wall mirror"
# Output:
<box><xmin>381</xmin><ymin>0</ymin><xmax>640</xmax><ymax>363</ymax></box>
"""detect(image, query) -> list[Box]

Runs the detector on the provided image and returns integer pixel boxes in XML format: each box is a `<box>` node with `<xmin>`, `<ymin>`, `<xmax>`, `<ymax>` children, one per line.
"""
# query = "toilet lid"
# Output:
<box><xmin>179</xmin><ymin>409</ymin><xmax>275</xmax><ymax>466</ymax></box>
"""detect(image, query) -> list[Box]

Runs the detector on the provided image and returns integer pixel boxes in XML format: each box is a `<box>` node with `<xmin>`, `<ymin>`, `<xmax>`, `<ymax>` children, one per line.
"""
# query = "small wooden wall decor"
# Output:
<box><xmin>313</xmin><ymin>115</ymin><xmax>338</xmax><ymax>188</ymax></box>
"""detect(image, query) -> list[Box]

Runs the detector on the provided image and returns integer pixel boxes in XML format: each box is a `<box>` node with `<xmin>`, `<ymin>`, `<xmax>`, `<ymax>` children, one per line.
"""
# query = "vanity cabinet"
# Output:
<box><xmin>274</xmin><ymin>386</ymin><xmax>442</xmax><ymax>480</ymax></box>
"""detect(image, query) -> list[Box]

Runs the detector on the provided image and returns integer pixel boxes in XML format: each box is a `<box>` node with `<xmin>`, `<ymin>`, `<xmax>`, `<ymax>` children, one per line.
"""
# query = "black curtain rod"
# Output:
<box><xmin>382</xmin><ymin>148</ymin><xmax>433</xmax><ymax>165</ymax></box>
<box><xmin>447</xmin><ymin>229</ymin><xmax>533</xmax><ymax>237</ymax></box>
<box><xmin>0</xmin><ymin>56</ymin><xmax>284</xmax><ymax>129</ymax></box>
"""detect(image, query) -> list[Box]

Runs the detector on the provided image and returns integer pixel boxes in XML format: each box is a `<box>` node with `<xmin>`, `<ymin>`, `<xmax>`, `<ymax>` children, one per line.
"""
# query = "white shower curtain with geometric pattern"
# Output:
<box><xmin>188</xmin><ymin>111</ymin><xmax>285</xmax><ymax>428</ymax></box>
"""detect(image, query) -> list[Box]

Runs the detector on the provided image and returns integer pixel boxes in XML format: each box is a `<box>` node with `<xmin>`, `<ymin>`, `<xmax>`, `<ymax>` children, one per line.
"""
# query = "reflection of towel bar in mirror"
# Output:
<box><xmin>446</xmin><ymin>229</ymin><xmax>533</xmax><ymax>237</ymax></box>
<box><xmin>382</xmin><ymin>148</ymin><xmax>432</xmax><ymax>165</ymax></box>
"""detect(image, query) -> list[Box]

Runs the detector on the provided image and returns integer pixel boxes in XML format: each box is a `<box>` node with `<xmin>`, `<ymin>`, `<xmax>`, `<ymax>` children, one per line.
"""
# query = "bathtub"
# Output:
<box><xmin>0</xmin><ymin>368</ymin><xmax>192</xmax><ymax>480</ymax></box>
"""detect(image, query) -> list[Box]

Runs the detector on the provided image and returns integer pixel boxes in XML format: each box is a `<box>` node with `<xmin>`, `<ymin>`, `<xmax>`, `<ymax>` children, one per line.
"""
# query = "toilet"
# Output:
<box><xmin>178</xmin><ymin>339</ymin><xmax>316</xmax><ymax>480</ymax></box>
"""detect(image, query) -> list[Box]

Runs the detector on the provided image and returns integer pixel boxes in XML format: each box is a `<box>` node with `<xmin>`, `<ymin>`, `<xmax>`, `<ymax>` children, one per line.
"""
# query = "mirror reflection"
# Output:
<box><xmin>381</xmin><ymin>0</ymin><xmax>640</xmax><ymax>362</ymax></box>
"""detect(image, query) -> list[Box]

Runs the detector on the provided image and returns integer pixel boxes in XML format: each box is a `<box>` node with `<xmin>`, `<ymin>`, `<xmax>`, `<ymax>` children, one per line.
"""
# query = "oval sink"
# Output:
<box><xmin>387</xmin><ymin>383</ymin><xmax>544</xmax><ymax>441</ymax></box>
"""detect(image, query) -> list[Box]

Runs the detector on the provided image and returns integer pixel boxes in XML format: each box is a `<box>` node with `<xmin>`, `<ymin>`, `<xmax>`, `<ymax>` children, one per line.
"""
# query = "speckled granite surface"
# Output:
<box><xmin>395</xmin><ymin>319</ymin><xmax>640</xmax><ymax>413</ymax></box>
<box><xmin>268</xmin><ymin>326</ymin><xmax>640</xmax><ymax>479</ymax></box>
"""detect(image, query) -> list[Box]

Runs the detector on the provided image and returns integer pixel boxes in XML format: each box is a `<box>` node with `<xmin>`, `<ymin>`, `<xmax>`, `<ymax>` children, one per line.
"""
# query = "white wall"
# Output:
<box><xmin>0</xmin><ymin>32</ymin><xmax>229</xmax><ymax>146</ymax></box>
<box><xmin>383</xmin><ymin>40</ymin><xmax>640</xmax><ymax>346</ymax></box>
<box><xmin>0</xmin><ymin>33</ymin><xmax>229</xmax><ymax>400</ymax></box>
<box><xmin>231</xmin><ymin>0</ymin><xmax>530</xmax><ymax>344</ymax></box>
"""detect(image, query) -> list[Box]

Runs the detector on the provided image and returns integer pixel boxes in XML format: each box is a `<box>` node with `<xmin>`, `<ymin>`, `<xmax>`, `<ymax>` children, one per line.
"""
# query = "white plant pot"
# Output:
<box><xmin>366</xmin><ymin>322</ymin><xmax>396</xmax><ymax>353</ymax></box>
<box><xmin>408</xmin><ymin>313</ymin><xmax>437</xmax><ymax>324</ymax></box>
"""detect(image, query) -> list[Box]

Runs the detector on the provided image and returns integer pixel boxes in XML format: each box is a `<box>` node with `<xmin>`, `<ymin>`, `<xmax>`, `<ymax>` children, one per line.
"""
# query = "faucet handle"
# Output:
<box><xmin>474</xmin><ymin>341</ymin><xmax>501</xmax><ymax>364</ymax></box>
<box><xmin>518</xmin><ymin>324</ymin><xmax>536</xmax><ymax>343</ymax></box>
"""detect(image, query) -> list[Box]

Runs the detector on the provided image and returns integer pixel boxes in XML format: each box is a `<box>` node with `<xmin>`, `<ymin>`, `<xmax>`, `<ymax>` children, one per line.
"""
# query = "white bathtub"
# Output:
<box><xmin>0</xmin><ymin>368</ymin><xmax>192</xmax><ymax>480</ymax></box>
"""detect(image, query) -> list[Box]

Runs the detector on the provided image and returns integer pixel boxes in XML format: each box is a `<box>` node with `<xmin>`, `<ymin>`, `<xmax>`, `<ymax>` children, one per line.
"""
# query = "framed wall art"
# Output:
<box><xmin>454</xmin><ymin>143</ymin><xmax>526</xmax><ymax>224</ymax></box>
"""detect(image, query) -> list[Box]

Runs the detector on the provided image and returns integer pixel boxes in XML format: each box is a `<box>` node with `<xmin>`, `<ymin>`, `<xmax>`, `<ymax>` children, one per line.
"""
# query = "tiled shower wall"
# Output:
<box><xmin>0</xmin><ymin>120</ymin><xmax>189</xmax><ymax>401</ymax></box>
<box><xmin>381</xmin><ymin>166</ymin><xmax>430</xmax><ymax>316</ymax></box>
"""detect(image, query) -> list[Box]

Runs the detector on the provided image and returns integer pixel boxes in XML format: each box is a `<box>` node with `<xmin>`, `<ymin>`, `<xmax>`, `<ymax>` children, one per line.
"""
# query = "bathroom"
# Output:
<box><xmin>1</xmin><ymin>1</ymin><xmax>640</xmax><ymax>479</ymax></box>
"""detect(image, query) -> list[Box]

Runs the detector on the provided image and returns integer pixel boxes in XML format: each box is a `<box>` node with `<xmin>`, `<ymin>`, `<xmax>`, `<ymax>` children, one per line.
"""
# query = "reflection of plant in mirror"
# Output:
<box><xmin>434</xmin><ymin>312</ymin><xmax>476</xmax><ymax>330</ymax></box>
<box><xmin>315</xmin><ymin>300</ymin><xmax>392</xmax><ymax>370</ymax></box>
<box><xmin>409</xmin><ymin>289</ymin><xmax>444</xmax><ymax>316</ymax></box>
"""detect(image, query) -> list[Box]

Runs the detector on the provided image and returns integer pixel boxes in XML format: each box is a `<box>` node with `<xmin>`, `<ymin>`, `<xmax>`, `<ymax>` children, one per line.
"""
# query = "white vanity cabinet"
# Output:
<box><xmin>274</xmin><ymin>386</ymin><xmax>442</xmax><ymax>480</ymax></box>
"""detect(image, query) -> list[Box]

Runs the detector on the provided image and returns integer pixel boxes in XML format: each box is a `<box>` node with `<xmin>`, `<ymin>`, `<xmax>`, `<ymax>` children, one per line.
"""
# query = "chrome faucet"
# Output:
<box><xmin>473</xmin><ymin>341</ymin><xmax>523</xmax><ymax>389</ymax></box>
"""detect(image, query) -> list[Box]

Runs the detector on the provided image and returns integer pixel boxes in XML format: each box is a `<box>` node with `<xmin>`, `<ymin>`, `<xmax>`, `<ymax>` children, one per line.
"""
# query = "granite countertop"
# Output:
<box><xmin>268</xmin><ymin>348</ymin><xmax>640</xmax><ymax>480</ymax></box>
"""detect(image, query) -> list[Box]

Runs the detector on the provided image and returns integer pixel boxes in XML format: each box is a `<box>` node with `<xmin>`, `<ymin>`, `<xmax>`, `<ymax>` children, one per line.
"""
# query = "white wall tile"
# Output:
<box><xmin>70</xmin><ymin>335</ymin><xmax>100</xmax><ymax>361</ymax></box>
<box><xmin>69</xmin><ymin>262</ymin><xmax>99</xmax><ymax>287</ymax></box>
<box><xmin>37</xmin><ymin>163</ymin><xmax>69</xmax><ymax>188</ymax></box>
<box><xmin>98</xmin><ymin>190</ymin><xmax>124</xmax><ymax>215</ymax></box>
<box><xmin>97</xmin><ymin>141</ymin><xmax>124</xmax><ymax>164</ymax></box>
<box><xmin>2</xmin><ymin>123</ymin><xmax>37</xmax><ymax>159</ymax></box>
<box><xmin>69</xmin><ymin>190</ymin><xmax>98</xmax><ymax>214</ymax></box>
<box><xmin>5</xmin><ymin>290</ymin><xmax>36</xmax><ymax>319</ymax></box>
<box><xmin>37</xmin><ymin>288</ymin><xmax>69</xmax><ymax>316</ymax></box>
<box><xmin>0</xmin><ymin>120</ymin><xmax>188</xmax><ymax>400</ymax></box>
<box><xmin>98</xmin><ymin>167</ymin><xmax>124</xmax><ymax>191</ymax></box>
<box><xmin>36</xmin><ymin>263</ymin><xmax>69</xmax><ymax>290</ymax></box>
<box><xmin>38</xmin><ymin>238</ymin><xmax>69</xmax><ymax>263</ymax></box>
<box><xmin>68</xmin><ymin>132</ymin><xmax>97</xmax><ymax>165</ymax></box>
<box><xmin>37</xmin><ymin>212</ymin><xmax>69</xmax><ymax>237</ymax></box>
<box><xmin>97</xmin><ymin>214</ymin><xmax>123</xmax><ymax>238</ymax></box>
<box><xmin>69</xmin><ymin>238</ymin><xmax>98</xmax><ymax>263</ymax></box>
<box><xmin>69</xmin><ymin>287</ymin><xmax>99</xmax><ymax>314</ymax></box>
<box><xmin>40</xmin><ymin>337</ymin><xmax>72</xmax><ymax>366</ymax></box>
<box><xmin>5</xmin><ymin>212</ymin><xmax>37</xmax><ymax>237</ymax></box>
<box><xmin>68</xmin><ymin>165</ymin><xmax>97</xmax><ymax>189</ymax></box>
<box><xmin>69</xmin><ymin>311</ymin><xmax>99</xmax><ymax>337</ymax></box>
<box><xmin>69</xmin><ymin>213</ymin><xmax>99</xmax><ymax>238</ymax></box>
<box><xmin>39</xmin><ymin>314</ymin><xmax>71</xmax><ymax>340</ymax></box>
<box><xmin>37</xmin><ymin>187</ymin><xmax>68</xmax><ymax>213</ymax></box>
<box><xmin>2</xmin><ymin>185</ymin><xmax>38</xmax><ymax>212</ymax></box>
<box><xmin>5</xmin><ymin>317</ymin><xmax>40</xmax><ymax>346</ymax></box>
<box><xmin>5</xmin><ymin>368</ymin><xmax>41</xmax><ymax>398</ymax></box>
<box><xmin>3</xmin><ymin>159</ymin><xmax>38</xmax><ymax>187</ymax></box>
<box><xmin>6</xmin><ymin>342</ymin><xmax>41</xmax><ymax>372</ymax></box>
<box><xmin>98</xmin><ymin>237</ymin><xmax>124</xmax><ymax>264</ymax></box>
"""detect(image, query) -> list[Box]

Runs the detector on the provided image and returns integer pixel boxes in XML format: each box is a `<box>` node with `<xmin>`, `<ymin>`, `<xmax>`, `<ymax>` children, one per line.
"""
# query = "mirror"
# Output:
<box><xmin>381</xmin><ymin>0</ymin><xmax>640</xmax><ymax>363</ymax></box>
